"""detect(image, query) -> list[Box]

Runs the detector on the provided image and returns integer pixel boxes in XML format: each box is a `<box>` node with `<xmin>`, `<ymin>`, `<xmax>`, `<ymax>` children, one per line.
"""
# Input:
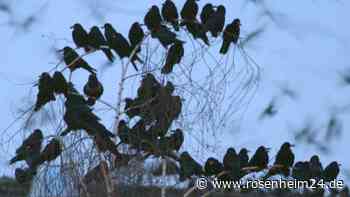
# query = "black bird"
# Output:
<box><xmin>15</xmin><ymin>168</ymin><xmax>36</xmax><ymax>184</ymax></box>
<box><xmin>104</xmin><ymin>23</ymin><xmax>141</xmax><ymax>71</ymax></box>
<box><xmin>180</xmin><ymin>0</ymin><xmax>198</xmax><ymax>24</ymax></box>
<box><xmin>83</xmin><ymin>74</ymin><xmax>104</xmax><ymax>106</ymax></box>
<box><xmin>292</xmin><ymin>161</ymin><xmax>311</xmax><ymax>181</ymax></box>
<box><xmin>162</xmin><ymin>41</ymin><xmax>184</xmax><ymax>74</ymax></box>
<box><xmin>88</xmin><ymin>26</ymin><xmax>115</xmax><ymax>62</ymax></box>
<box><xmin>63</xmin><ymin>47</ymin><xmax>96</xmax><ymax>74</ymax></box>
<box><xmin>238</xmin><ymin>148</ymin><xmax>249</xmax><ymax>168</ymax></box>
<box><xmin>186</xmin><ymin>22</ymin><xmax>210</xmax><ymax>45</ymax></box>
<box><xmin>203</xmin><ymin>5</ymin><xmax>226</xmax><ymax>38</ymax></box>
<box><xmin>34</xmin><ymin>72</ymin><xmax>56</xmax><ymax>111</ymax></box>
<box><xmin>34</xmin><ymin>138</ymin><xmax>62</xmax><ymax>166</ymax></box>
<box><xmin>322</xmin><ymin>161</ymin><xmax>340</xmax><ymax>182</ymax></box>
<box><xmin>128</xmin><ymin>22</ymin><xmax>145</xmax><ymax>53</ymax></box>
<box><xmin>309</xmin><ymin>155</ymin><xmax>323</xmax><ymax>180</ymax></box>
<box><xmin>179</xmin><ymin>151</ymin><xmax>203</xmax><ymax>181</ymax></box>
<box><xmin>52</xmin><ymin>71</ymin><xmax>68</xmax><ymax>96</ymax></box>
<box><xmin>162</xmin><ymin>0</ymin><xmax>179</xmax><ymax>31</ymax></box>
<box><xmin>71</xmin><ymin>23</ymin><xmax>90</xmax><ymax>51</ymax></box>
<box><xmin>144</xmin><ymin>5</ymin><xmax>162</xmax><ymax>32</ymax></box>
<box><xmin>220</xmin><ymin>19</ymin><xmax>240</xmax><ymax>54</ymax></box>
<box><xmin>118</xmin><ymin>119</ymin><xmax>131</xmax><ymax>144</ymax></box>
<box><xmin>62</xmin><ymin>89</ymin><xmax>115</xmax><ymax>138</ymax></box>
<box><xmin>274</xmin><ymin>142</ymin><xmax>295</xmax><ymax>168</ymax></box>
<box><xmin>259</xmin><ymin>98</ymin><xmax>278</xmax><ymax>120</ymax></box>
<box><xmin>200</xmin><ymin>3</ymin><xmax>214</xmax><ymax>25</ymax></box>
<box><xmin>124</xmin><ymin>98</ymin><xmax>141</xmax><ymax>118</ymax></box>
<box><xmin>9</xmin><ymin>129</ymin><xmax>43</xmax><ymax>169</ymax></box>
<box><xmin>204</xmin><ymin>157</ymin><xmax>223</xmax><ymax>176</ymax></box>
<box><xmin>223</xmin><ymin>148</ymin><xmax>239</xmax><ymax>171</ymax></box>
<box><xmin>167</xmin><ymin>128</ymin><xmax>184</xmax><ymax>152</ymax></box>
<box><xmin>137</xmin><ymin>73</ymin><xmax>161</xmax><ymax>101</ymax></box>
<box><xmin>248</xmin><ymin>146</ymin><xmax>269</xmax><ymax>171</ymax></box>
<box><xmin>152</xmin><ymin>24</ymin><xmax>183</xmax><ymax>48</ymax></box>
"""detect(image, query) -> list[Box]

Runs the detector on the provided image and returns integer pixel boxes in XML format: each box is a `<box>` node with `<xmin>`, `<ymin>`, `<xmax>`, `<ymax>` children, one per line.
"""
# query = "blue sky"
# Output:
<box><xmin>0</xmin><ymin>0</ymin><xmax>349</xmax><ymax>183</ymax></box>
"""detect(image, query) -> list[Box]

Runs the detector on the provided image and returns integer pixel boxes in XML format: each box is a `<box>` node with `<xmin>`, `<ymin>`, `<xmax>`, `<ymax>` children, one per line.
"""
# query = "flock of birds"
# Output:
<box><xmin>7</xmin><ymin>0</ymin><xmax>348</xmax><ymax>196</ymax></box>
<box><xmin>179</xmin><ymin>142</ymin><xmax>344</xmax><ymax>194</ymax></box>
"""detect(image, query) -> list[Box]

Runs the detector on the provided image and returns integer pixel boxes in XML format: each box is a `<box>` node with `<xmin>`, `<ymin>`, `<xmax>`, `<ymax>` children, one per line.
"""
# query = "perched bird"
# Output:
<box><xmin>71</xmin><ymin>23</ymin><xmax>90</xmax><ymax>51</ymax></box>
<box><xmin>144</xmin><ymin>5</ymin><xmax>162</xmax><ymax>32</ymax></box>
<box><xmin>62</xmin><ymin>89</ymin><xmax>115</xmax><ymax>138</ymax></box>
<box><xmin>179</xmin><ymin>151</ymin><xmax>203</xmax><ymax>181</ymax></box>
<box><xmin>200</xmin><ymin>3</ymin><xmax>214</xmax><ymax>25</ymax></box>
<box><xmin>15</xmin><ymin>168</ymin><xmax>37</xmax><ymax>184</ymax></box>
<box><xmin>34</xmin><ymin>72</ymin><xmax>56</xmax><ymax>111</ymax></box>
<box><xmin>162</xmin><ymin>41</ymin><xmax>184</xmax><ymax>74</ymax></box>
<box><xmin>104</xmin><ymin>23</ymin><xmax>141</xmax><ymax>71</ymax></box>
<box><xmin>203</xmin><ymin>5</ymin><xmax>226</xmax><ymax>38</ymax></box>
<box><xmin>248</xmin><ymin>146</ymin><xmax>269</xmax><ymax>171</ymax></box>
<box><xmin>292</xmin><ymin>161</ymin><xmax>311</xmax><ymax>181</ymax></box>
<box><xmin>180</xmin><ymin>0</ymin><xmax>198</xmax><ymax>24</ymax></box>
<box><xmin>9</xmin><ymin>129</ymin><xmax>43</xmax><ymax>169</ymax></box>
<box><xmin>259</xmin><ymin>98</ymin><xmax>278</xmax><ymax>120</ymax></box>
<box><xmin>186</xmin><ymin>21</ymin><xmax>209</xmax><ymax>45</ymax></box>
<box><xmin>238</xmin><ymin>148</ymin><xmax>249</xmax><ymax>168</ymax></box>
<box><xmin>274</xmin><ymin>142</ymin><xmax>295</xmax><ymax>168</ymax></box>
<box><xmin>128</xmin><ymin>22</ymin><xmax>145</xmax><ymax>53</ymax></box>
<box><xmin>162</xmin><ymin>0</ymin><xmax>179</xmax><ymax>31</ymax></box>
<box><xmin>117</xmin><ymin>120</ymin><xmax>131</xmax><ymax>144</ymax></box>
<box><xmin>204</xmin><ymin>157</ymin><xmax>223</xmax><ymax>176</ymax></box>
<box><xmin>52</xmin><ymin>71</ymin><xmax>68</xmax><ymax>96</ymax></box>
<box><xmin>322</xmin><ymin>161</ymin><xmax>340</xmax><ymax>182</ymax></box>
<box><xmin>124</xmin><ymin>98</ymin><xmax>141</xmax><ymax>118</ymax></box>
<box><xmin>152</xmin><ymin>24</ymin><xmax>183</xmax><ymax>48</ymax></box>
<box><xmin>83</xmin><ymin>74</ymin><xmax>104</xmax><ymax>106</ymax></box>
<box><xmin>309</xmin><ymin>155</ymin><xmax>323</xmax><ymax>180</ymax></box>
<box><xmin>88</xmin><ymin>26</ymin><xmax>115</xmax><ymax>62</ymax></box>
<box><xmin>167</xmin><ymin>128</ymin><xmax>184</xmax><ymax>152</ymax></box>
<box><xmin>220</xmin><ymin>19</ymin><xmax>240</xmax><ymax>54</ymax></box>
<box><xmin>222</xmin><ymin>148</ymin><xmax>241</xmax><ymax>180</ymax></box>
<box><xmin>137</xmin><ymin>73</ymin><xmax>161</xmax><ymax>101</ymax></box>
<box><xmin>63</xmin><ymin>47</ymin><xmax>96</xmax><ymax>74</ymax></box>
<box><xmin>35</xmin><ymin>138</ymin><xmax>62</xmax><ymax>166</ymax></box>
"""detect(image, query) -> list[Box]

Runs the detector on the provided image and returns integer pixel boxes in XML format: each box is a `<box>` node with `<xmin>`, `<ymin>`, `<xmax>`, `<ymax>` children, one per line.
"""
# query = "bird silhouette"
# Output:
<box><xmin>220</xmin><ymin>19</ymin><xmax>240</xmax><ymax>54</ymax></box>
<box><xmin>128</xmin><ymin>22</ymin><xmax>145</xmax><ymax>53</ymax></box>
<box><xmin>204</xmin><ymin>157</ymin><xmax>223</xmax><ymax>176</ymax></box>
<box><xmin>186</xmin><ymin>21</ymin><xmax>210</xmax><ymax>45</ymax></box>
<box><xmin>162</xmin><ymin>0</ymin><xmax>179</xmax><ymax>31</ymax></box>
<box><xmin>167</xmin><ymin>128</ymin><xmax>184</xmax><ymax>152</ymax></box>
<box><xmin>259</xmin><ymin>98</ymin><xmax>278</xmax><ymax>120</ymax></box>
<box><xmin>238</xmin><ymin>148</ymin><xmax>249</xmax><ymax>168</ymax></box>
<box><xmin>88</xmin><ymin>26</ymin><xmax>115</xmax><ymax>62</ymax></box>
<box><xmin>203</xmin><ymin>5</ymin><xmax>226</xmax><ymax>38</ymax></box>
<box><xmin>222</xmin><ymin>147</ymin><xmax>241</xmax><ymax>181</ymax></box>
<box><xmin>152</xmin><ymin>24</ymin><xmax>183</xmax><ymax>49</ymax></box>
<box><xmin>144</xmin><ymin>5</ymin><xmax>162</xmax><ymax>32</ymax></box>
<box><xmin>180</xmin><ymin>0</ymin><xmax>198</xmax><ymax>24</ymax></box>
<box><xmin>179</xmin><ymin>151</ymin><xmax>203</xmax><ymax>181</ymax></box>
<box><xmin>309</xmin><ymin>155</ymin><xmax>323</xmax><ymax>181</ymax></box>
<box><xmin>200</xmin><ymin>3</ymin><xmax>214</xmax><ymax>25</ymax></box>
<box><xmin>322</xmin><ymin>161</ymin><xmax>340</xmax><ymax>182</ymax></box>
<box><xmin>62</xmin><ymin>88</ymin><xmax>115</xmax><ymax>138</ymax></box>
<box><xmin>71</xmin><ymin>23</ymin><xmax>90</xmax><ymax>52</ymax></box>
<box><xmin>104</xmin><ymin>23</ymin><xmax>141</xmax><ymax>71</ymax></box>
<box><xmin>248</xmin><ymin>146</ymin><xmax>269</xmax><ymax>171</ymax></box>
<box><xmin>34</xmin><ymin>138</ymin><xmax>62</xmax><ymax>166</ymax></box>
<box><xmin>62</xmin><ymin>47</ymin><xmax>96</xmax><ymax>74</ymax></box>
<box><xmin>265</xmin><ymin>142</ymin><xmax>294</xmax><ymax>178</ymax></box>
<box><xmin>83</xmin><ymin>74</ymin><xmax>104</xmax><ymax>106</ymax></box>
<box><xmin>292</xmin><ymin>161</ymin><xmax>311</xmax><ymax>181</ymax></box>
<box><xmin>52</xmin><ymin>71</ymin><xmax>68</xmax><ymax>96</ymax></box>
<box><xmin>34</xmin><ymin>72</ymin><xmax>56</xmax><ymax>111</ymax></box>
<box><xmin>162</xmin><ymin>41</ymin><xmax>184</xmax><ymax>74</ymax></box>
<box><xmin>9</xmin><ymin>129</ymin><xmax>43</xmax><ymax>169</ymax></box>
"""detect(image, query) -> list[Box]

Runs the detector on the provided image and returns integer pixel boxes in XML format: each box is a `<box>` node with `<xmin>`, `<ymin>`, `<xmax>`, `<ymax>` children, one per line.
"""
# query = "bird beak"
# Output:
<box><xmin>266</xmin><ymin>147</ymin><xmax>271</xmax><ymax>151</ymax></box>
<box><xmin>70</xmin><ymin>25</ymin><xmax>74</xmax><ymax>29</ymax></box>
<box><xmin>100</xmin><ymin>26</ymin><xmax>105</xmax><ymax>29</ymax></box>
<box><xmin>290</xmin><ymin>144</ymin><xmax>295</xmax><ymax>147</ymax></box>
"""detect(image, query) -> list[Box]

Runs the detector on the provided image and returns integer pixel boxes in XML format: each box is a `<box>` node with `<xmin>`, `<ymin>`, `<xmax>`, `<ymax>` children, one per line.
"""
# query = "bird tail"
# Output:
<box><xmin>131</xmin><ymin>55</ymin><xmax>143</xmax><ymax>71</ymax></box>
<box><xmin>220</xmin><ymin>41</ymin><xmax>230</xmax><ymax>54</ymax></box>
<box><xmin>9</xmin><ymin>156</ymin><xmax>19</xmax><ymax>165</ymax></box>
<box><xmin>102</xmin><ymin>49</ymin><xmax>115</xmax><ymax>62</ymax></box>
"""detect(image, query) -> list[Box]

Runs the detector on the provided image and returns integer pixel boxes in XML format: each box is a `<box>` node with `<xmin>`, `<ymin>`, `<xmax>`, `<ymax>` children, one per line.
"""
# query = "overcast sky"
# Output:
<box><xmin>0</xmin><ymin>0</ymin><xmax>349</xmax><ymax>182</ymax></box>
